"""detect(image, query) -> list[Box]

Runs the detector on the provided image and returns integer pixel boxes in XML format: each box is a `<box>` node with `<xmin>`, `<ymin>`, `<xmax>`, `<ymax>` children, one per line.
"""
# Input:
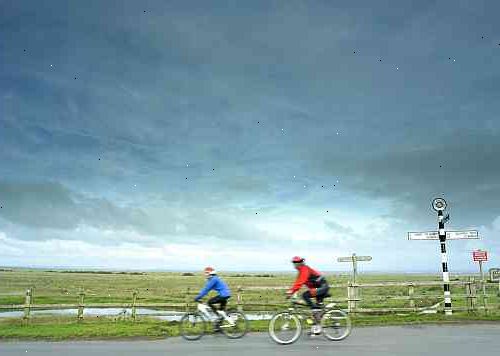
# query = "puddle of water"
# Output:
<box><xmin>0</xmin><ymin>308</ymin><xmax>273</xmax><ymax>321</ymax></box>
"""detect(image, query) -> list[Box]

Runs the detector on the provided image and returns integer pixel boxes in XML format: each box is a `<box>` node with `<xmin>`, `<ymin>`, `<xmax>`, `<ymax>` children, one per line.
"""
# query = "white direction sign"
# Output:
<box><xmin>408</xmin><ymin>231</ymin><xmax>439</xmax><ymax>240</ymax></box>
<box><xmin>408</xmin><ymin>230</ymin><xmax>479</xmax><ymax>240</ymax></box>
<box><xmin>337</xmin><ymin>256</ymin><xmax>372</xmax><ymax>262</ymax></box>
<box><xmin>446</xmin><ymin>230</ymin><xmax>479</xmax><ymax>240</ymax></box>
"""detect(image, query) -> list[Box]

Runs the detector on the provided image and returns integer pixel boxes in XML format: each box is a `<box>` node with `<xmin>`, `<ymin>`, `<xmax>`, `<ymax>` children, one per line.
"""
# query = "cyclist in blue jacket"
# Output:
<box><xmin>194</xmin><ymin>267</ymin><xmax>232</xmax><ymax>331</ymax></box>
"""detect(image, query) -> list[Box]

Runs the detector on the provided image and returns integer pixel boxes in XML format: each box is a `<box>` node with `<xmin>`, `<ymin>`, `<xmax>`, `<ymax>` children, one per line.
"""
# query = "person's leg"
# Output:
<box><xmin>302</xmin><ymin>290</ymin><xmax>316</xmax><ymax>308</ymax></box>
<box><xmin>208</xmin><ymin>296</ymin><xmax>222</xmax><ymax>313</ymax></box>
<box><xmin>316</xmin><ymin>283</ymin><xmax>330</xmax><ymax>305</ymax></box>
<box><xmin>219</xmin><ymin>296</ymin><xmax>229</xmax><ymax>311</ymax></box>
<box><xmin>208</xmin><ymin>296</ymin><xmax>224</xmax><ymax>331</ymax></box>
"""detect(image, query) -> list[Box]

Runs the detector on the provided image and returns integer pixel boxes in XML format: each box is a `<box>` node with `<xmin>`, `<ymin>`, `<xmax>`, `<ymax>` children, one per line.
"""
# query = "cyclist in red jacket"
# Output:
<box><xmin>286</xmin><ymin>256</ymin><xmax>330</xmax><ymax>335</ymax></box>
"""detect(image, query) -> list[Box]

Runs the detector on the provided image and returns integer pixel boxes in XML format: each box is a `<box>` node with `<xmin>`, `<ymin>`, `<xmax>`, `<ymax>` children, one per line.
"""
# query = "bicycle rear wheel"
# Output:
<box><xmin>220</xmin><ymin>311</ymin><xmax>249</xmax><ymax>339</ymax></box>
<box><xmin>320</xmin><ymin>309</ymin><xmax>351</xmax><ymax>341</ymax></box>
<box><xmin>268</xmin><ymin>312</ymin><xmax>302</xmax><ymax>345</ymax></box>
<box><xmin>179</xmin><ymin>312</ymin><xmax>207</xmax><ymax>341</ymax></box>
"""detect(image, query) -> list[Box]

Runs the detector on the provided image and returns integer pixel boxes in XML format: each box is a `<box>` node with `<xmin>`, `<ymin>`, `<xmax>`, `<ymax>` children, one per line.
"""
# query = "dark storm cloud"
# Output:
<box><xmin>313</xmin><ymin>132</ymin><xmax>500</xmax><ymax>225</ymax></box>
<box><xmin>1</xmin><ymin>0</ymin><xmax>500</xmax><ymax>268</ymax></box>
<box><xmin>0</xmin><ymin>181</ymin><xmax>151</xmax><ymax>231</ymax></box>
<box><xmin>0</xmin><ymin>181</ymin><xmax>280</xmax><ymax>244</ymax></box>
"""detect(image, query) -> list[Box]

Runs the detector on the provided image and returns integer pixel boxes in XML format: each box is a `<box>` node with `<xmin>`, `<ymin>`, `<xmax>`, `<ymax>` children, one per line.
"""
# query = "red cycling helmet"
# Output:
<box><xmin>291</xmin><ymin>256</ymin><xmax>305</xmax><ymax>263</ymax></box>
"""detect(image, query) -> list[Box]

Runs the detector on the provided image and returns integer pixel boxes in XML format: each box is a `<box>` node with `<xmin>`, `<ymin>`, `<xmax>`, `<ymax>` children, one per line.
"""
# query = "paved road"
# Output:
<box><xmin>1</xmin><ymin>324</ymin><xmax>499</xmax><ymax>356</ymax></box>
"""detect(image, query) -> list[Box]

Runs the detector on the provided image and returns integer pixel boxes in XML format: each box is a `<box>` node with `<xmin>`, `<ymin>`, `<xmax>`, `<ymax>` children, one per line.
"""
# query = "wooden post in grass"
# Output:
<box><xmin>131</xmin><ymin>291</ymin><xmax>138</xmax><ymax>320</ymax></box>
<box><xmin>465</xmin><ymin>278</ymin><xmax>472</xmax><ymax>312</ymax></box>
<box><xmin>77</xmin><ymin>290</ymin><xmax>85</xmax><ymax>321</ymax></box>
<box><xmin>465</xmin><ymin>277</ymin><xmax>477</xmax><ymax>313</ymax></box>
<box><xmin>23</xmin><ymin>288</ymin><xmax>32</xmax><ymax>321</ymax></box>
<box><xmin>482</xmin><ymin>280</ymin><xmax>489</xmax><ymax>315</ymax></box>
<box><xmin>236</xmin><ymin>286</ymin><xmax>243</xmax><ymax>312</ymax></box>
<box><xmin>408</xmin><ymin>283</ymin><xmax>415</xmax><ymax>310</ymax></box>
<box><xmin>185</xmin><ymin>287</ymin><xmax>190</xmax><ymax>312</ymax></box>
<box><xmin>347</xmin><ymin>282</ymin><xmax>358</xmax><ymax>312</ymax></box>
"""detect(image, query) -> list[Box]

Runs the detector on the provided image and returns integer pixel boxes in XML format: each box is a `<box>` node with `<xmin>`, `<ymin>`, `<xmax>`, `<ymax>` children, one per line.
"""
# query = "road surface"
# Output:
<box><xmin>1</xmin><ymin>324</ymin><xmax>499</xmax><ymax>355</ymax></box>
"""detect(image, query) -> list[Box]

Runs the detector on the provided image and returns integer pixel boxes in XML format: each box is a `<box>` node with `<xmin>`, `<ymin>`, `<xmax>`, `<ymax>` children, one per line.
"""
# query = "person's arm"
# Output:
<box><xmin>195</xmin><ymin>278</ymin><xmax>216</xmax><ymax>301</ymax></box>
<box><xmin>288</xmin><ymin>268</ymin><xmax>309</xmax><ymax>294</ymax></box>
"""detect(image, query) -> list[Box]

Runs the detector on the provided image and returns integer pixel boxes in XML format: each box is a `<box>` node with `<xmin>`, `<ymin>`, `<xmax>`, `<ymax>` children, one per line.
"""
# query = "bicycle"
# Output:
<box><xmin>268</xmin><ymin>294</ymin><xmax>352</xmax><ymax>345</ymax></box>
<box><xmin>179</xmin><ymin>302</ymin><xmax>249</xmax><ymax>341</ymax></box>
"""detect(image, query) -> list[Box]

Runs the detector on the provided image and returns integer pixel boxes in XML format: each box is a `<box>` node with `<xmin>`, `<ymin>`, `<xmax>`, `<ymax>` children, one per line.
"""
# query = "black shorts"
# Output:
<box><xmin>207</xmin><ymin>295</ymin><xmax>230</xmax><ymax>310</ymax></box>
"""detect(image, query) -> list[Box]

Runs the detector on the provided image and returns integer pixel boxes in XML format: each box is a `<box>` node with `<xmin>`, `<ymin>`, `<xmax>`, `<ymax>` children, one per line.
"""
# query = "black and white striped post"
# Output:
<box><xmin>433</xmin><ymin>198</ymin><xmax>452</xmax><ymax>316</ymax></box>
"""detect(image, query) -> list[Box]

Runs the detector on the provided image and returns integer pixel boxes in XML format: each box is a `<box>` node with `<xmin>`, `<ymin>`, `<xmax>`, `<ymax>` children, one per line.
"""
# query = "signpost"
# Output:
<box><xmin>473</xmin><ymin>250</ymin><xmax>488</xmax><ymax>309</ymax></box>
<box><xmin>408</xmin><ymin>230</ymin><xmax>479</xmax><ymax>240</ymax></box>
<box><xmin>489</xmin><ymin>268</ymin><xmax>500</xmax><ymax>297</ymax></box>
<box><xmin>337</xmin><ymin>253</ymin><xmax>372</xmax><ymax>312</ymax></box>
<box><xmin>407</xmin><ymin>198</ymin><xmax>481</xmax><ymax>316</ymax></box>
<box><xmin>489</xmin><ymin>268</ymin><xmax>500</xmax><ymax>282</ymax></box>
<box><xmin>337</xmin><ymin>253</ymin><xmax>372</xmax><ymax>284</ymax></box>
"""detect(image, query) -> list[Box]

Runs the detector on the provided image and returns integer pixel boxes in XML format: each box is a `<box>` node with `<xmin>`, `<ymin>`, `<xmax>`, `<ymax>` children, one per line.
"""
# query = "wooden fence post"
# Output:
<box><xmin>408</xmin><ymin>283</ymin><xmax>415</xmax><ymax>310</ymax></box>
<box><xmin>185</xmin><ymin>287</ymin><xmax>190</xmax><ymax>312</ymax></box>
<box><xmin>348</xmin><ymin>283</ymin><xmax>358</xmax><ymax>312</ymax></box>
<box><xmin>236</xmin><ymin>286</ymin><xmax>243</xmax><ymax>312</ymax></box>
<box><xmin>23</xmin><ymin>288</ymin><xmax>32</xmax><ymax>321</ymax></box>
<box><xmin>482</xmin><ymin>279</ymin><xmax>488</xmax><ymax>315</ymax></box>
<box><xmin>466</xmin><ymin>277</ymin><xmax>477</xmax><ymax>313</ymax></box>
<box><xmin>465</xmin><ymin>278</ymin><xmax>472</xmax><ymax>313</ymax></box>
<box><xmin>131</xmin><ymin>291</ymin><xmax>138</xmax><ymax>320</ymax></box>
<box><xmin>77</xmin><ymin>290</ymin><xmax>85</xmax><ymax>321</ymax></box>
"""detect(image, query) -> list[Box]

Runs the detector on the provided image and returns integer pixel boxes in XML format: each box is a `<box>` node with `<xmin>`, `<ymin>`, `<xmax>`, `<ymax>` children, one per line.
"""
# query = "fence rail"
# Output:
<box><xmin>2</xmin><ymin>278</ymin><xmax>498</xmax><ymax>322</ymax></box>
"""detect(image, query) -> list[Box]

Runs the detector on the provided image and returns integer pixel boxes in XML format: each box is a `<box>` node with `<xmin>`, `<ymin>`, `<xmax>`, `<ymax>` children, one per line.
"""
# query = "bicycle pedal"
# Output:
<box><xmin>307</xmin><ymin>332</ymin><xmax>322</xmax><ymax>336</ymax></box>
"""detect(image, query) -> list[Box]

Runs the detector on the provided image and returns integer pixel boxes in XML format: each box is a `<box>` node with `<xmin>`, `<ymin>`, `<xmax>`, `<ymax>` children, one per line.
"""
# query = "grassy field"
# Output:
<box><xmin>1</xmin><ymin>269</ymin><xmax>498</xmax><ymax>310</ymax></box>
<box><xmin>0</xmin><ymin>269</ymin><xmax>499</xmax><ymax>340</ymax></box>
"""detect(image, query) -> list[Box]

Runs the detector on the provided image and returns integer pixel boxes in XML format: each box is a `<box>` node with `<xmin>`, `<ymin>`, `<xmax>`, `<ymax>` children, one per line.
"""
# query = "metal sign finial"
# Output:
<box><xmin>431</xmin><ymin>198</ymin><xmax>447</xmax><ymax>212</ymax></box>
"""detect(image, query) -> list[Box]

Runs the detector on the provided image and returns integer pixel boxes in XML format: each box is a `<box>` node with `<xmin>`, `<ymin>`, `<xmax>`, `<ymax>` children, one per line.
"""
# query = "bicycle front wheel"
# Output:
<box><xmin>268</xmin><ymin>311</ymin><xmax>302</xmax><ymax>345</ymax></box>
<box><xmin>321</xmin><ymin>309</ymin><xmax>351</xmax><ymax>341</ymax></box>
<box><xmin>220</xmin><ymin>311</ymin><xmax>249</xmax><ymax>339</ymax></box>
<box><xmin>179</xmin><ymin>312</ymin><xmax>207</xmax><ymax>341</ymax></box>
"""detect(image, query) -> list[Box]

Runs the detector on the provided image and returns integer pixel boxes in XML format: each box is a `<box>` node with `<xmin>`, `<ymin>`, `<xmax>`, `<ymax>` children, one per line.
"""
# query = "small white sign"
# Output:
<box><xmin>337</xmin><ymin>256</ymin><xmax>372</xmax><ymax>262</ymax></box>
<box><xmin>446</xmin><ymin>230</ymin><xmax>479</xmax><ymax>240</ymax></box>
<box><xmin>408</xmin><ymin>230</ymin><xmax>479</xmax><ymax>240</ymax></box>
<box><xmin>489</xmin><ymin>268</ymin><xmax>500</xmax><ymax>282</ymax></box>
<box><xmin>408</xmin><ymin>231</ymin><xmax>439</xmax><ymax>240</ymax></box>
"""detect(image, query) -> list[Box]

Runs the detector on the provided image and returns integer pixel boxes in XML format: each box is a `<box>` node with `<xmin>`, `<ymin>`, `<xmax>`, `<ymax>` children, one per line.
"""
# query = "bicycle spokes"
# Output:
<box><xmin>220</xmin><ymin>311</ymin><xmax>249</xmax><ymax>339</ymax></box>
<box><xmin>321</xmin><ymin>310</ymin><xmax>352</xmax><ymax>341</ymax></box>
<box><xmin>268</xmin><ymin>312</ymin><xmax>302</xmax><ymax>345</ymax></box>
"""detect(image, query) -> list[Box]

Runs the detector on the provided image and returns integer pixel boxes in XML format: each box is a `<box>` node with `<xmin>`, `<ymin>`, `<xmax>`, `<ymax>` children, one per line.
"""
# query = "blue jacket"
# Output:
<box><xmin>195</xmin><ymin>275</ymin><xmax>231</xmax><ymax>301</ymax></box>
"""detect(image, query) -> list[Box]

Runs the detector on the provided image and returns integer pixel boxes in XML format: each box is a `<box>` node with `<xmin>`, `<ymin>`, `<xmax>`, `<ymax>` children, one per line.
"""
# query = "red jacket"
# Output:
<box><xmin>288</xmin><ymin>265</ymin><xmax>324</xmax><ymax>294</ymax></box>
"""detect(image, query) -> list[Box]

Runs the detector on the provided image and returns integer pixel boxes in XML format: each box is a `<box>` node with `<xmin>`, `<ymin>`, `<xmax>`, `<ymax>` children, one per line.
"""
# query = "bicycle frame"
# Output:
<box><xmin>196</xmin><ymin>303</ymin><xmax>234</xmax><ymax>324</ymax></box>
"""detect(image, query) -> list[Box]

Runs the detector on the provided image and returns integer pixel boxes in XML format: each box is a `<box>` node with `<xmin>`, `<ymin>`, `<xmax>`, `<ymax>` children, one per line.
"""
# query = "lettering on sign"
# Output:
<box><xmin>473</xmin><ymin>250</ymin><xmax>488</xmax><ymax>262</ymax></box>
<box><xmin>407</xmin><ymin>231</ymin><xmax>439</xmax><ymax>240</ymax></box>
<box><xmin>337</xmin><ymin>256</ymin><xmax>372</xmax><ymax>262</ymax></box>
<box><xmin>408</xmin><ymin>230</ymin><xmax>479</xmax><ymax>240</ymax></box>
<box><xmin>446</xmin><ymin>230</ymin><xmax>479</xmax><ymax>240</ymax></box>
<box><xmin>489</xmin><ymin>268</ymin><xmax>500</xmax><ymax>282</ymax></box>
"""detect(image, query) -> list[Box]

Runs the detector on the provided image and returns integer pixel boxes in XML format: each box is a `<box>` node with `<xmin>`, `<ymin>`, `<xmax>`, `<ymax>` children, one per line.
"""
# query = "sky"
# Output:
<box><xmin>0</xmin><ymin>0</ymin><xmax>499</xmax><ymax>273</ymax></box>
